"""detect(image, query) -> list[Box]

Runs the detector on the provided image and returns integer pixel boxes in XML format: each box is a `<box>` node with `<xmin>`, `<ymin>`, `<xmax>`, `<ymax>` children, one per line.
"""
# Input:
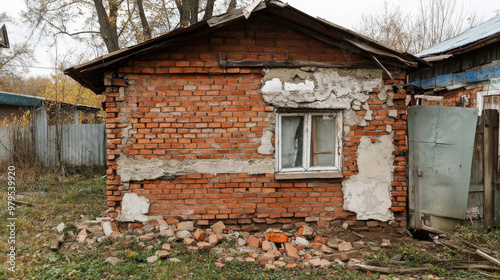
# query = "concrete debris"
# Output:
<box><xmin>105</xmin><ymin>257</ymin><xmax>121</xmax><ymax>265</ymax></box>
<box><xmin>327</xmin><ymin>240</ymin><xmax>339</xmax><ymax>249</ymax></box>
<box><xmin>155</xmin><ymin>250</ymin><xmax>169</xmax><ymax>258</ymax></box>
<box><xmin>77</xmin><ymin>229</ymin><xmax>88</xmax><ymax>243</ymax></box>
<box><xmin>211</xmin><ymin>221</ymin><xmax>226</xmax><ymax>235</ymax></box>
<box><xmin>265</xmin><ymin>264</ymin><xmax>276</xmax><ymax>269</ymax></box>
<box><xmin>381</xmin><ymin>239</ymin><xmax>391</xmax><ymax>247</ymax></box>
<box><xmin>353</xmin><ymin>241</ymin><xmax>365</xmax><ymax>249</ymax></box>
<box><xmin>238</xmin><ymin>238</ymin><xmax>247</xmax><ymax>246</ymax></box>
<box><xmin>294</xmin><ymin>237</ymin><xmax>309</xmax><ymax>247</ymax></box>
<box><xmin>50</xmin><ymin>238</ymin><xmax>60</xmax><ymax>251</ymax></box>
<box><xmin>159</xmin><ymin>229</ymin><xmax>175</xmax><ymax>237</ymax></box>
<box><xmin>176</xmin><ymin>230</ymin><xmax>192</xmax><ymax>239</ymax></box>
<box><xmin>102</xmin><ymin>221</ymin><xmax>114</xmax><ymax>237</ymax></box>
<box><xmin>299</xmin><ymin>225</ymin><xmax>314</xmax><ymax>237</ymax></box>
<box><xmin>310</xmin><ymin>258</ymin><xmax>331</xmax><ymax>267</ymax></box>
<box><xmin>139</xmin><ymin>233</ymin><xmax>155</xmax><ymax>241</ymax></box>
<box><xmin>196</xmin><ymin>242</ymin><xmax>212</xmax><ymax>250</ymax></box>
<box><xmin>146</xmin><ymin>255</ymin><xmax>158</xmax><ymax>263</ymax></box>
<box><xmin>183</xmin><ymin>238</ymin><xmax>196</xmax><ymax>246</ymax></box>
<box><xmin>56</xmin><ymin>222</ymin><xmax>65</xmax><ymax>233</ymax></box>
<box><xmin>157</xmin><ymin>219</ymin><xmax>169</xmax><ymax>231</ymax></box>
<box><xmin>178</xmin><ymin>221</ymin><xmax>194</xmax><ymax>231</ymax></box>
<box><xmin>391</xmin><ymin>254</ymin><xmax>403</xmax><ymax>261</ymax></box>
<box><xmin>274</xmin><ymin>260</ymin><xmax>286</xmax><ymax>267</ymax></box>
<box><xmin>215</xmin><ymin>262</ymin><xmax>225</xmax><ymax>268</ymax></box>
<box><xmin>208</xmin><ymin>234</ymin><xmax>218</xmax><ymax>245</ymax></box>
<box><xmin>262</xmin><ymin>240</ymin><xmax>272</xmax><ymax>251</ymax></box>
<box><xmin>338</xmin><ymin>242</ymin><xmax>353</xmax><ymax>252</ymax></box>
<box><xmin>169</xmin><ymin>258</ymin><xmax>181</xmax><ymax>263</ymax></box>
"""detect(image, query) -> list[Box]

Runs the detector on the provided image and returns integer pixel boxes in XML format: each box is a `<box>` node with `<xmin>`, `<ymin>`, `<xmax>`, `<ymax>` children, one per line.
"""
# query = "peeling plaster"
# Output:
<box><xmin>261</xmin><ymin>68</ymin><xmax>387</xmax><ymax>109</ymax></box>
<box><xmin>258</xmin><ymin>131</ymin><xmax>274</xmax><ymax>155</ymax></box>
<box><xmin>116</xmin><ymin>157</ymin><xmax>275</xmax><ymax>183</ymax></box>
<box><xmin>342</xmin><ymin>135</ymin><xmax>395</xmax><ymax>222</ymax></box>
<box><xmin>118</xmin><ymin>193</ymin><xmax>151</xmax><ymax>222</ymax></box>
<box><xmin>258</xmin><ymin>112</ymin><xmax>275</xmax><ymax>155</ymax></box>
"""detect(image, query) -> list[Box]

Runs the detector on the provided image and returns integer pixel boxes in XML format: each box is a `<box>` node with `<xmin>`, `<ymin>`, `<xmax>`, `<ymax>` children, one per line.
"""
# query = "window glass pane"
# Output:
<box><xmin>281</xmin><ymin>116</ymin><xmax>304</xmax><ymax>168</ymax></box>
<box><xmin>312</xmin><ymin>115</ymin><xmax>336</xmax><ymax>167</ymax></box>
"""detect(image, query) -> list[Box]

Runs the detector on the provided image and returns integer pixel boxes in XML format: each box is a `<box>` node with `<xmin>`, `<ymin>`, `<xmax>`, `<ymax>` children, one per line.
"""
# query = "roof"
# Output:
<box><xmin>0</xmin><ymin>91</ymin><xmax>100</xmax><ymax>111</ymax></box>
<box><xmin>0</xmin><ymin>23</ymin><xmax>9</xmax><ymax>48</ymax></box>
<box><xmin>65</xmin><ymin>0</ymin><xmax>425</xmax><ymax>94</ymax></box>
<box><xmin>417</xmin><ymin>14</ymin><xmax>500</xmax><ymax>58</ymax></box>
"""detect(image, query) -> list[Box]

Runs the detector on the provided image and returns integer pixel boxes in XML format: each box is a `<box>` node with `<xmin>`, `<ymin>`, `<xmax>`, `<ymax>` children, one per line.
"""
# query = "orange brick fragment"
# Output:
<box><xmin>268</xmin><ymin>232</ymin><xmax>288</xmax><ymax>243</ymax></box>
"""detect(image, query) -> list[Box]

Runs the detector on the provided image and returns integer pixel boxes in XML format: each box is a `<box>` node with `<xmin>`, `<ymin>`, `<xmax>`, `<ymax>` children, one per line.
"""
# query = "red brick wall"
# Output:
<box><xmin>104</xmin><ymin>17</ymin><xmax>408</xmax><ymax>231</ymax></box>
<box><xmin>442</xmin><ymin>86</ymin><xmax>482</xmax><ymax>108</ymax></box>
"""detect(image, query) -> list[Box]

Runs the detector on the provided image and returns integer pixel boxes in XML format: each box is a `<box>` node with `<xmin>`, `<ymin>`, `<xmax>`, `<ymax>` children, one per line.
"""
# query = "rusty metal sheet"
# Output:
<box><xmin>409</xmin><ymin>106</ymin><xmax>477</xmax><ymax>222</ymax></box>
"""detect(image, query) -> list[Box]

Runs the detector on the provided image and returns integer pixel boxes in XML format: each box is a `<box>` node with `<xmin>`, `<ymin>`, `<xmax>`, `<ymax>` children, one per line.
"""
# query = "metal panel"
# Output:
<box><xmin>0</xmin><ymin>126</ymin><xmax>11</xmax><ymax>161</ymax></box>
<box><xmin>0</xmin><ymin>110</ymin><xmax>105</xmax><ymax>166</ymax></box>
<box><xmin>60</xmin><ymin>124</ymin><xmax>106</xmax><ymax>166</ymax></box>
<box><xmin>417</xmin><ymin>15</ymin><xmax>500</xmax><ymax>57</ymax></box>
<box><xmin>409</xmin><ymin>106</ymin><xmax>478</xmax><ymax>228</ymax></box>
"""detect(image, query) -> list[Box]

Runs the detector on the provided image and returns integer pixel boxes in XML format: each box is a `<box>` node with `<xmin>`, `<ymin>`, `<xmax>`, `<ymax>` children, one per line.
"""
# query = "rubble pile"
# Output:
<box><xmin>49</xmin><ymin>219</ymin><xmax>394</xmax><ymax>270</ymax></box>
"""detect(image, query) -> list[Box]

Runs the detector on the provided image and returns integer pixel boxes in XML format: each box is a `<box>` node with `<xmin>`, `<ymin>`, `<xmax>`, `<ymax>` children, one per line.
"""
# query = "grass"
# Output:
<box><xmin>0</xmin><ymin>167</ymin><xmax>496</xmax><ymax>279</ymax></box>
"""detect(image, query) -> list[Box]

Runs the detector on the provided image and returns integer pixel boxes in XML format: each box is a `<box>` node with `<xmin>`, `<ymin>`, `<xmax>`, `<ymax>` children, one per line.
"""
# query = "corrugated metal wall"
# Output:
<box><xmin>0</xmin><ymin>112</ymin><xmax>106</xmax><ymax>166</ymax></box>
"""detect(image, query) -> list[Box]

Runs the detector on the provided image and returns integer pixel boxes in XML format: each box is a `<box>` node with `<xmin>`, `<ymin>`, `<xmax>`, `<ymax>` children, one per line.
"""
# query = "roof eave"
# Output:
<box><xmin>65</xmin><ymin>0</ymin><xmax>423</xmax><ymax>94</ymax></box>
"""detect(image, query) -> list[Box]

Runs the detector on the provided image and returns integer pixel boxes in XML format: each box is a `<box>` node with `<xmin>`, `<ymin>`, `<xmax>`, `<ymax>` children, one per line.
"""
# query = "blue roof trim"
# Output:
<box><xmin>0</xmin><ymin>92</ymin><xmax>43</xmax><ymax>107</ymax></box>
<box><xmin>407</xmin><ymin>65</ymin><xmax>500</xmax><ymax>89</ymax></box>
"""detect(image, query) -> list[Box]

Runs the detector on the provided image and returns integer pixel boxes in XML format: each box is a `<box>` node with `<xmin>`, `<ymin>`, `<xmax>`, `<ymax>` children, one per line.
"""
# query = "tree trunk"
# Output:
<box><xmin>137</xmin><ymin>0</ymin><xmax>151</xmax><ymax>40</ymax></box>
<box><xmin>227</xmin><ymin>0</ymin><xmax>237</xmax><ymax>13</ymax></box>
<box><xmin>93</xmin><ymin>0</ymin><xmax>120</xmax><ymax>53</ymax></box>
<box><xmin>190</xmin><ymin>0</ymin><xmax>199</xmax><ymax>25</ymax></box>
<box><xmin>203</xmin><ymin>0</ymin><xmax>216</xmax><ymax>20</ymax></box>
<box><xmin>175</xmin><ymin>0</ymin><xmax>191</xmax><ymax>27</ymax></box>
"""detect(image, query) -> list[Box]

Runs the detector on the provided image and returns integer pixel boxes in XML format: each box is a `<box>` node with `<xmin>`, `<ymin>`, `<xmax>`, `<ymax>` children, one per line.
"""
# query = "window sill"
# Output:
<box><xmin>275</xmin><ymin>172</ymin><xmax>343</xmax><ymax>180</ymax></box>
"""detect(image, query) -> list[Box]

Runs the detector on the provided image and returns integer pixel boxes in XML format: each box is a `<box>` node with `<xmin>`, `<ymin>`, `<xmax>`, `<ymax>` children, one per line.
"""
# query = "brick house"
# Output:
<box><xmin>66</xmin><ymin>0</ymin><xmax>424</xmax><ymax>232</ymax></box>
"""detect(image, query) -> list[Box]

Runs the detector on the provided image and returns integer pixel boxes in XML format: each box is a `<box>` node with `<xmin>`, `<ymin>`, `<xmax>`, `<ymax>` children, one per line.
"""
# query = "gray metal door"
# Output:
<box><xmin>408</xmin><ymin>106</ymin><xmax>478</xmax><ymax>231</ymax></box>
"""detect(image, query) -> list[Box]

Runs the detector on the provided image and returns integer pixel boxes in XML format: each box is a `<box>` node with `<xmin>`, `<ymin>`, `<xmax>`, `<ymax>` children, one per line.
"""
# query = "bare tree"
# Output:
<box><xmin>24</xmin><ymin>0</ymin><xmax>251</xmax><ymax>54</ymax></box>
<box><xmin>0</xmin><ymin>13</ymin><xmax>35</xmax><ymax>91</ymax></box>
<box><xmin>357</xmin><ymin>0</ymin><xmax>482</xmax><ymax>54</ymax></box>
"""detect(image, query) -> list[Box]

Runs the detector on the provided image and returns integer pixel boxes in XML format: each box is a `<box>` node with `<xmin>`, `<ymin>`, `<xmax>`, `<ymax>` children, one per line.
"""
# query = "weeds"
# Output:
<box><xmin>0</xmin><ymin>168</ymin><xmax>497</xmax><ymax>279</ymax></box>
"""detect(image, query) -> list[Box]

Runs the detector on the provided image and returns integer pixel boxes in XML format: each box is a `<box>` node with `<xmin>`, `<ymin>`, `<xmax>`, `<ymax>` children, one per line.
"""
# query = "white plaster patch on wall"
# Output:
<box><xmin>283</xmin><ymin>80</ymin><xmax>315</xmax><ymax>94</ymax></box>
<box><xmin>258</xmin><ymin>130</ymin><xmax>274</xmax><ymax>155</ymax></box>
<box><xmin>257</xmin><ymin>111</ymin><xmax>275</xmax><ymax>155</ymax></box>
<box><xmin>342</xmin><ymin>135</ymin><xmax>395</xmax><ymax>222</ymax></box>
<box><xmin>116</xmin><ymin>157</ymin><xmax>275</xmax><ymax>182</ymax></box>
<box><xmin>118</xmin><ymin>193</ymin><xmax>151</xmax><ymax>222</ymax></box>
<box><xmin>261</xmin><ymin>68</ymin><xmax>386</xmax><ymax>109</ymax></box>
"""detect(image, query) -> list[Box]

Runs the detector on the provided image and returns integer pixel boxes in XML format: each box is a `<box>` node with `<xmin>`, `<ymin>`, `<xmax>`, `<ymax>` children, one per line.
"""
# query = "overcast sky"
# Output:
<box><xmin>2</xmin><ymin>0</ymin><xmax>499</xmax><ymax>77</ymax></box>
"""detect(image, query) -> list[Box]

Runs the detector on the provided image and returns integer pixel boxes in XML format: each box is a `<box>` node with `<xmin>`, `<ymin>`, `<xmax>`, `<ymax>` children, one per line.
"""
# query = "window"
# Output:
<box><xmin>275</xmin><ymin>111</ymin><xmax>342</xmax><ymax>179</ymax></box>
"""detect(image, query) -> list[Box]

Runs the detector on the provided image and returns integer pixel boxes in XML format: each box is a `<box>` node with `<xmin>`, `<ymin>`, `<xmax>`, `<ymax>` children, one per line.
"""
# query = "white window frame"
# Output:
<box><xmin>275</xmin><ymin>111</ymin><xmax>343</xmax><ymax>178</ymax></box>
